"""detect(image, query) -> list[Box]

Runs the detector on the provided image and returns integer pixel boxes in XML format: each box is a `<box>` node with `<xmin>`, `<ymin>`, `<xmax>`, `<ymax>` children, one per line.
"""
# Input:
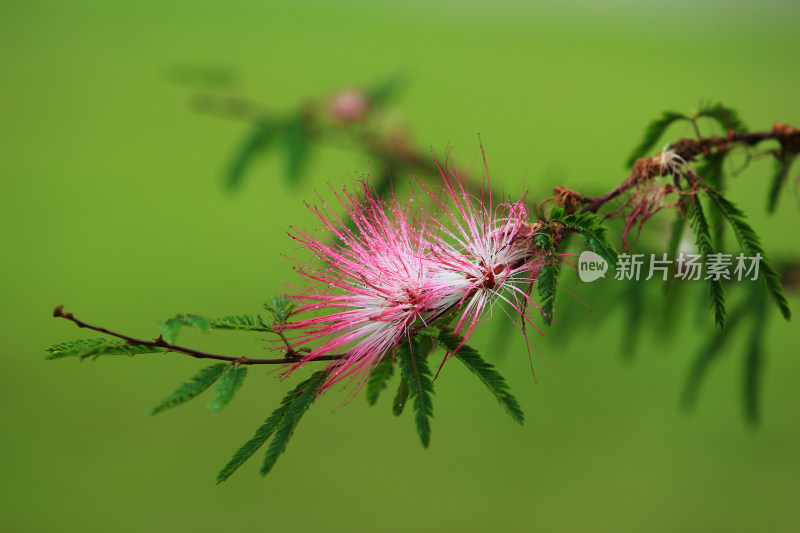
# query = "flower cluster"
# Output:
<box><xmin>282</xmin><ymin>158</ymin><xmax>545</xmax><ymax>390</ymax></box>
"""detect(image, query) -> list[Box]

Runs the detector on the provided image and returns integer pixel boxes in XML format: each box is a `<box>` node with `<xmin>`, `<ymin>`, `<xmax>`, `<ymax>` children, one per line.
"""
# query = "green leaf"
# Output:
<box><xmin>392</xmin><ymin>375</ymin><xmax>408</xmax><ymax>416</ymax></box>
<box><xmin>767</xmin><ymin>154</ymin><xmax>796</xmax><ymax>213</ymax></box>
<box><xmin>46</xmin><ymin>338</ymin><xmax>163</xmax><ymax>360</ymax></box>
<box><xmin>743</xmin><ymin>290</ymin><xmax>767</xmax><ymax>426</ymax></box>
<box><xmin>226</xmin><ymin>120</ymin><xmax>276</xmax><ymax>191</ymax></box>
<box><xmin>439</xmin><ymin>331</ymin><xmax>524</xmax><ymax>424</ymax></box>
<box><xmin>283</xmin><ymin>117</ymin><xmax>310</xmax><ymax>185</ymax></box>
<box><xmin>264</xmin><ymin>295</ymin><xmax>294</xmax><ymax>324</ymax></box>
<box><xmin>697</xmin><ymin>151</ymin><xmax>728</xmax><ymax>250</ymax></box>
<box><xmin>159</xmin><ymin>318</ymin><xmax>181</xmax><ymax>345</ymax></box>
<box><xmin>207</xmin><ymin>364</ymin><xmax>248</xmax><ymax>413</ymax></box>
<box><xmin>367</xmin><ymin>74</ymin><xmax>404</xmax><ymax>106</ymax></box>
<box><xmin>681</xmin><ymin>301</ymin><xmax>748</xmax><ymax>408</ymax></box>
<box><xmin>626</xmin><ymin>111</ymin><xmax>689</xmax><ymax>167</ymax></box>
<box><xmin>705</xmin><ymin>190</ymin><xmax>791</xmax><ymax>320</ymax></box>
<box><xmin>210</xmin><ymin>314</ymin><xmax>273</xmax><ymax>333</ymax></box>
<box><xmin>216</xmin><ymin>371</ymin><xmax>326</xmax><ymax>483</ymax></box>
<box><xmin>148</xmin><ymin>364</ymin><xmax>228</xmax><ymax>416</ymax></box>
<box><xmin>548</xmin><ymin>206</ymin><xmax>564</xmax><ymax>220</ymax></box>
<box><xmin>260</xmin><ymin>371</ymin><xmax>327</xmax><ymax>476</ymax></box>
<box><xmin>666</xmin><ymin>208</ymin><xmax>687</xmax><ymax>266</ymax></box>
<box><xmin>687</xmin><ymin>195</ymin><xmax>726</xmax><ymax>328</ymax></box>
<box><xmin>158</xmin><ymin>314</ymin><xmax>211</xmax><ymax>345</ymax></box>
<box><xmin>225</xmin><ymin>120</ymin><xmax>277</xmax><ymax>191</ymax></box>
<box><xmin>695</xmin><ymin>102</ymin><xmax>747</xmax><ymax>134</ymax></box>
<box><xmin>534</xmin><ymin>233</ymin><xmax>559</xmax><ymax>326</ymax></box>
<box><xmin>366</xmin><ymin>355</ymin><xmax>394</xmax><ymax>406</ymax></box>
<box><xmin>562</xmin><ymin>212</ymin><xmax>619</xmax><ymax>266</ymax></box>
<box><xmin>397</xmin><ymin>336</ymin><xmax>435</xmax><ymax>448</ymax></box>
<box><xmin>620</xmin><ymin>280</ymin><xmax>645</xmax><ymax>359</ymax></box>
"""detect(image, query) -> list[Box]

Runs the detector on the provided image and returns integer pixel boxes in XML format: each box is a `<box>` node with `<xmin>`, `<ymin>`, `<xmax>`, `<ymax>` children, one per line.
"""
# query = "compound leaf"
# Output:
<box><xmin>148</xmin><ymin>364</ymin><xmax>227</xmax><ymax>416</ymax></box>
<box><xmin>46</xmin><ymin>338</ymin><xmax>163</xmax><ymax>360</ymax></box>
<box><xmin>439</xmin><ymin>331</ymin><xmax>524</xmax><ymax>424</ymax></box>
<box><xmin>217</xmin><ymin>370</ymin><xmax>327</xmax><ymax>483</ymax></box>
<box><xmin>397</xmin><ymin>336</ymin><xmax>435</xmax><ymax>448</ymax></box>
<box><xmin>207</xmin><ymin>364</ymin><xmax>248</xmax><ymax>413</ymax></box>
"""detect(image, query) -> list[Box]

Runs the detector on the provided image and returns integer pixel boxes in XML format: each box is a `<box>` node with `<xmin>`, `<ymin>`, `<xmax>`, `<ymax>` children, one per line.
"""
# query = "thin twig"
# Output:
<box><xmin>52</xmin><ymin>306</ymin><xmax>346</xmax><ymax>366</ymax></box>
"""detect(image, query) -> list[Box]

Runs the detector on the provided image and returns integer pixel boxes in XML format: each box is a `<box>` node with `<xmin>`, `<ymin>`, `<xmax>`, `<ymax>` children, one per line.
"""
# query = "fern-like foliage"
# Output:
<box><xmin>366</xmin><ymin>355</ymin><xmax>395</xmax><ymax>406</ymax></box>
<box><xmin>46</xmin><ymin>338</ymin><xmax>163</xmax><ymax>360</ymax></box>
<box><xmin>397</xmin><ymin>336</ymin><xmax>435</xmax><ymax>448</ymax></box>
<box><xmin>392</xmin><ymin>374</ymin><xmax>409</xmax><ymax>416</ymax></box>
<box><xmin>767</xmin><ymin>154</ymin><xmax>797</xmax><ymax>213</ymax></box>
<box><xmin>264</xmin><ymin>295</ymin><xmax>295</xmax><ymax>324</ymax></box>
<box><xmin>158</xmin><ymin>314</ymin><xmax>211</xmax><ymax>344</ymax></box>
<box><xmin>687</xmin><ymin>195</ymin><xmax>727</xmax><ymax>328</ymax></box>
<box><xmin>626</xmin><ymin>111</ymin><xmax>689</xmax><ymax>167</ymax></box>
<box><xmin>207</xmin><ymin>364</ymin><xmax>248</xmax><ymax>413</ymax></box>
<box><xmin>705</xmin><ymin>190</ymin><xmax>791</xmax><ymax>320</ymax></box>
<box><xmin>210</xmin><ymin>314</ymin><xmax>273</xmax><ymax>333</ymax></box>
<box><xmin>697</xmin><ymin>151</ymin><xmax>728</xmax><ymax>250</ymax></box>
<box><xmin>562</xmin><ymin>212</ymin><xmax>619</xmax><ymax>266</ymax></box>
<box><xmin>534</xmin><ymin>233</ymin><xmax>559</xmax><ymax>326</ymax></box>
<box><xmin>695</xmin><ymin>102</ymin><xmax>747</xmax><ymax>134</ymax></box>
<box><xmin>148</xmin><ymin>364</ymin><xmax>228</xmax><ymax>416</ymax></box>
<box><xmin>438</xmin><ymin>331</ymin><xmax>524</xmax><ymax>424</ymax></box>
<box><xmin>216</xmin><ymin>370</ymin><xmax>327</xmax><ymax>482</ymax></box>
<box><xmin>682</xmin><ymin>282</ymin><xmax>768</xmax><ymax>426</ymax></box>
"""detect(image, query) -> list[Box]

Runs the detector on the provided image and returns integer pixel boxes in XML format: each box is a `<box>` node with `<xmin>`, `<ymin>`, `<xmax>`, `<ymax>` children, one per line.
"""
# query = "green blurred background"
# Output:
<box><xmin>2</xmin><ymin>1</ymin><xmax>800</xmax><ymax>531</ymax></box>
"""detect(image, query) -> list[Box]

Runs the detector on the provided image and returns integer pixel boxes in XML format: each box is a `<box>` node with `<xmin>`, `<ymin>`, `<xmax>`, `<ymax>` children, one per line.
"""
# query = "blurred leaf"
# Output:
<box><xmin>158</xmin><ymin>314</ymin><xmax>211</xmax><ymax>345</ymax></box>
<box><xmin>706</xmin><ymin>190</ymin><xmax>791</xmax><ymax>320</ymax></box>
<box><xmin>46</xmin><ymin>338</ymin><xmax>162</xmax><ymax>360</ymax></box>
<box><xmin>681</xmin><ymin>300</ymin><xmax>748</xmax><ymax>408</ymax></box>
<box><xmin>207</xmin><ymin>364</ymin><xmax>248</xmax><ymax>413</ymax></box>
<box><xmin>439</xmin><ymin>331</ymin><xmax>524</xmax><ymax>424</ymax></box>
<box><xmin>695</xmin><ymin>102</ymin><xmax>747</xmax><ymax>133</ymax></box>
<box><xmin>366</xmin><ymin>355</ymin><xmax>394</xmax><ymax>406</ymax></box>
<box><xmin>397</xmin><ymin>336</ymin><xmax>435</xmax><ymax>448</ymax></box>
<box><xmin>210</xmin><ymin>314</ymin><xmax>273</xmax><ymax>333</ymax></box>
<box><xmin>548</xmin><ymin>206</ymin><xmax>565</xmax><ymax>220</ymax></box>
<box><xmin>148</xmin><ymin>364</ymin><xmax>228</xmax><ymax>416</ymax></box>
<box><xmin>260</xmin><ymin>371</ymin><xmax>327</xmax><ymax>476</ymax></box>
<box><xmin>216</xmin><ymin>371</ymin><xmax>326</xmax><ymax>483</ymax></box>
<box><xmin>367</xmin><ymin>74</ymin><xmax>404</xmax><ymax>106</ymax></box>
<box><xmin>767</xmin><ymin>154</ymin><xmax>796</xmax><ymax>213</ymax></box>
<box><xmin>621</xmin><ymin>280</ymin><xmax>645</xmax><ymax>359</ymax></box>
<box><xmin>372</xmin><ymin>166</ymin><xmax>395</xmax><ymax>200</ymax></box>
<box><xmin>666</xmin><ymin>208</ymin><xmax>687</xmax><ymax>265</ymax></box>
<box><xmin>283</xmin><ymin>117</ymin><xmax>310</xmax><ymax>185</ymax></box>
<box><xmin>743</xmin><ymin>290</ymin><xmax>767</xmax><ymax>426</ymax></box>
<box><xmin>626</xmin><ymin>111</ymin><xmax>689</xmax><ymax>167</ymax></box>
<box><xmin>159</xmin><ymin>318</ymin><xmax>182</xmax><ymax>345</ymax></box>
<box><xmin>226</xmin><ymin>120</ymin><xmax>276</xmax><ymax>191</ymax></box>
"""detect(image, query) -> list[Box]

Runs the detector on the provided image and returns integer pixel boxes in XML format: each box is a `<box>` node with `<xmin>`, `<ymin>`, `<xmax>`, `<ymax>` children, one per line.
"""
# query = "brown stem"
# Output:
<box><xmin>52</xmin><ymin>306</ymin><xmax>346</xmax><ymax>366</ymax></box>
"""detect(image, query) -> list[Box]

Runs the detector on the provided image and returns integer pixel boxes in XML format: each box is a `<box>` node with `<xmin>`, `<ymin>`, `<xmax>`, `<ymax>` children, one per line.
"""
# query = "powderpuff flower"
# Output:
<box><xmin>283</xmin><ymin>157</ymin><xmax>544</xmax><ymax>391</ymax></box>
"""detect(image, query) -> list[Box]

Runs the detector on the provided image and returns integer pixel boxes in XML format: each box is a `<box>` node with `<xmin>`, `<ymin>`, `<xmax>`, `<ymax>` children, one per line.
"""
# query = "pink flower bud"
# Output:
<box><xmin>329</xmin><ymin>88</ymin><xmax>369</xmax><ymax>123</ymax></box>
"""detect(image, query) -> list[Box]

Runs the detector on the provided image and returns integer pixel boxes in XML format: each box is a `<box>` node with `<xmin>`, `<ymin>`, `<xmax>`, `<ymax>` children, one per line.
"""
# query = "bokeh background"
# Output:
<box><xmin>2</xmin><ymin>1</ymin><xmax>800</xmax><ymax>531</ymax></box>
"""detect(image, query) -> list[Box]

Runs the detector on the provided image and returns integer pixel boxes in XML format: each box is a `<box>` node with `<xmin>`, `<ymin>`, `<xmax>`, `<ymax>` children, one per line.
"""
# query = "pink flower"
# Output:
<box><xmin>283</xmin><ymin>156</ymin><xmax>544</xmax><ymax>391</ymax></box>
